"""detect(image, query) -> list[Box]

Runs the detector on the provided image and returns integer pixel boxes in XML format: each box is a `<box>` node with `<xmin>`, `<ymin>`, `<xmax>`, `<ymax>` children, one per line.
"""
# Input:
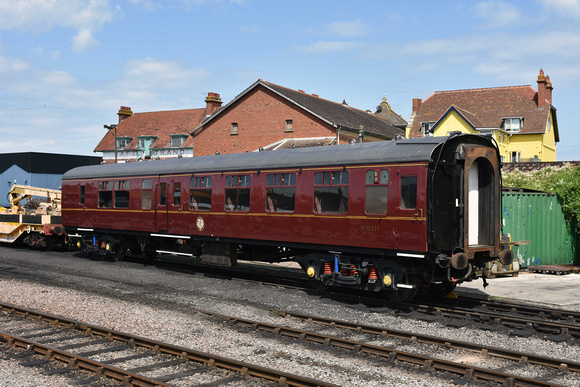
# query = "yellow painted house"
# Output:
<box><xmin>407</xmin><ymin>69</ymin><xmax>559</xmax><ymax>162</ymax></box>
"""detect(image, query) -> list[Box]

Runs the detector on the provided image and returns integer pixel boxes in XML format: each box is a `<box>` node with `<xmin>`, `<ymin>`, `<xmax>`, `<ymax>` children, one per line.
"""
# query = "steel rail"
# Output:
<box><xmin>410</xmin><ymin>303</ymin><xmax>580</xmax><ymax>336</ymax></box>
<box><xmin>438</xmin><ymin>297</ymin><xmax>580</xmax><ymax>324</ymax></box>
<box><xmin>0</xmin><ymin>331</ymin><xmax>169</xmax><ymax>387</ymax></box>
<box><xmin>201</xmin><ymin>311</ymin><xmax>566</xmax><ymax>387</ymax></box>
<box><xmin>0</xmin><ymin>301</ymin><xmax>336</xmax><ymax>387</ymax></box>
<box><xmin>265</xmin><ymin>309</ymin><xmax>580</xmax><ymax>373</ymax></box>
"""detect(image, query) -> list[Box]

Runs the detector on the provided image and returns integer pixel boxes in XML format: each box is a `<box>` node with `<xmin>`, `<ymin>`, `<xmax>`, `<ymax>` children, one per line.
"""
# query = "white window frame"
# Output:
<box><xmin>231</xmin><ymin>122</ymin><xmax>238</xmax><ymax>135</ymax></box>
<box><xmin>504</xmin><ymin>117</ymin><xmax>522</xmax><ymax>133</ymax></box>
<box><xmin>511</xmin><ymin>151</ymin><xmax>521</xmax><ymax>162</ymax></box>
<box><xmin>420</xmin><ymin>122</ymin><xmax>435</xmax><ymax>136</ymax></box>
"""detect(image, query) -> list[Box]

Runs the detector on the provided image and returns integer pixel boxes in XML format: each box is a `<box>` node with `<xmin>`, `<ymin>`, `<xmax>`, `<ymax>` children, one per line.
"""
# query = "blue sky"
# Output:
<box><xmin>0</xmin><ymin>0</ymin><xmax>579</xmax><ymax>160</ymax></box>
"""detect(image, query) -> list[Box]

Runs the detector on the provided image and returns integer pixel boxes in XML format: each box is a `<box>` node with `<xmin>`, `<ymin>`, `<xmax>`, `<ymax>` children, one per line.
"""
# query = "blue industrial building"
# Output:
<box><xmin>0</xmin><ymin>152</ymin><xmax>102</xmax><ymax>208</ymax></box>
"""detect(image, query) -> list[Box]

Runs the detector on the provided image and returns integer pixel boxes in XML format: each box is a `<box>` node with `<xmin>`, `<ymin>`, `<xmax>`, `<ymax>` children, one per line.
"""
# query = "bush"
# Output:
<box><xmin>502</xmin><ymin>164</ymin><xmax>580</xmax><ymax>228</ymax></box>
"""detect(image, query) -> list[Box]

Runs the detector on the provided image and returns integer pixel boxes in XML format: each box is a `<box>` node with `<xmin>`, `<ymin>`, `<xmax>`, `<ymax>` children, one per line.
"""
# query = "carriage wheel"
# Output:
<box><xmin>426</xmin><ymin>281</ymin><xmax>457</xmax><ymax>298</ymax></box>
<box><xmin>110</xmin><ymin>245</ymin><xmax>126</xmax><ymax>261</ymax></box>
<box><xmin>382</xmin><ymin>259</ymin><xmax>417</xmax><ymax>303</ymax></box>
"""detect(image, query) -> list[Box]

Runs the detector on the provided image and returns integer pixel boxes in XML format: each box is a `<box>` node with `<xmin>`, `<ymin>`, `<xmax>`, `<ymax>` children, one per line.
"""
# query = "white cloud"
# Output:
<box><xmin>294</xmin><ymin>41</ymin><xmax>359</xmax><ymax>54</ymax></box>
<box><xmin>72</xmin><ymin>28</ymin><xmax>99</xmax><ymax>52</ymax></box>
<box><xmin>367</xmin><ymin>27</ymin><xmax>580</xmax><ymax>86</ymax></box>
<box><xmin>537</xmin><ymin>0</ymin><xmax>580</xmax><ymax>18</ymax></box>
<box><xmin>123</xmin><ymin>58</ymin><xmax>210</xmax><ymax>91</ymax></box>
<box><xmin>0</xmin><ymin>53</ymin><xmax>216</xmax><ymax>154</ymax></box>
<box><xmin>472</xmin><ymin>1</ymin><xmax>522</xmax><ymax>28</ymax></box>
<box><xmin>0</xmin><ymin>0</ymin><xmax>118</xmax><ymax>52</ymax></box>
<box><xmin>241</xmin><ymin>25</ymin><xmax>259</xmax><ymax>33</ymax></box>
<box><xmin>325</xmin><ymin>19</ymin><xmax>368</xmax><ymax>38</ymax></box>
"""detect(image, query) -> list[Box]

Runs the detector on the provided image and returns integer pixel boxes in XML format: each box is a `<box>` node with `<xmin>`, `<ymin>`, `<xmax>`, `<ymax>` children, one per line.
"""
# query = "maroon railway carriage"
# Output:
<box><xmin>62</xmin><ymin>134</ymin><xmax>512</xmax><ymax>302</ymax></box>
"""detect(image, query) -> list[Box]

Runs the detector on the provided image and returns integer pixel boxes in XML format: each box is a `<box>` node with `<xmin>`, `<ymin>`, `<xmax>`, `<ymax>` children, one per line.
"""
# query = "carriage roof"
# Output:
<box><xmin>63</xmin><ymin>134</ymin><xmax>493</xmax><ymax>180</ymax></box>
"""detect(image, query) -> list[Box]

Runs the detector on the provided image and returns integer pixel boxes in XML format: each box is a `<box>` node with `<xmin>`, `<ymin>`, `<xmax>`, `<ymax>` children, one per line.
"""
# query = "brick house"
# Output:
<box><xmin>407</xmin><ymin>69</ymin><xmax>559</xmax><ymax>162</ymax></box>
<box><xmin>191</xmin><ymin>79</ymin><xmax>405</xmax><ymax>156</ymax></box>
<box><xmin>94</xmin><ymin>92</ymin><xmax>223</xmax><ymax>163</ymax></box>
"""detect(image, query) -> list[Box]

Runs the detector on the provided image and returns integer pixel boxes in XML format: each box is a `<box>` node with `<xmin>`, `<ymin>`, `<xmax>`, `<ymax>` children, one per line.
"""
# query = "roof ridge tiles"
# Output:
<box><xmin>433</xmin><ymin>85</ymin><xmax>533</xmax><ymax>94</ymax></box>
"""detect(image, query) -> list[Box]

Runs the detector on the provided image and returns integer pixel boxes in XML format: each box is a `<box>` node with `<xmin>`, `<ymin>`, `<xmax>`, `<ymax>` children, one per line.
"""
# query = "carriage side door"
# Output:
<box><xmin>395</xmin><ymin>166</ymin><xmax>427</xmax><ymax>252</ymax></box>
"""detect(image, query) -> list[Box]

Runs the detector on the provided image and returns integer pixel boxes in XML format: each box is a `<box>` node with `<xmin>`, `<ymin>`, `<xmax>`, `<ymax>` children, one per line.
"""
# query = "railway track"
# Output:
<box><xmin>193</xmin><ymin>308</ymin><xmax>578</xmax><ymax>386</ymax></box>
<box><xmin>1</xmin><ymin>300</ymin><xmax>574</xmax><ymax>387</ymax></box>
<box><xmin>155</xmin><ymin>254</ymin><xmax>580</xmax><ymax>341</ymax></box>
<box><xmin>0</xmin><ymin>302</ymin><xmax>335</xmax><ymax>387</ymax></box>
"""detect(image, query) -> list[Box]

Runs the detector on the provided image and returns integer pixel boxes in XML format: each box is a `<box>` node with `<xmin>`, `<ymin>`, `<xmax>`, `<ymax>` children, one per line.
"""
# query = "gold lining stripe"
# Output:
<box><xmin>61</xmin><ymin>208</ymin><xmax>424</xmax><ymax>222</ymax></box>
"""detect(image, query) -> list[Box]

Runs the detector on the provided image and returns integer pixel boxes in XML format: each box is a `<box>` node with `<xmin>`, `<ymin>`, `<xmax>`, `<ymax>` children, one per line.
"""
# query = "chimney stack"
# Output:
<box><xmin>118</xmin><ymin>106</ymin><xmax>133</xmax><ymax>123</ymax></box>
<box><xmin>412</xmin><ymin>98</ymin><xmax>422</xmax><ymax>113</ymax></box>
<box><xmin>205</xmin><ymin>92</ymin><xmax>222</xmax><ymax>116</ymax></box>
<box><xmin>537</xmin><ymin>69</ymin><xmax>547</xmax><ymax>109</ymax></box>
<box><xmin>546</xmin><ymin>75</ymin><xmax>553</xmax><ymax>105</ymax></box>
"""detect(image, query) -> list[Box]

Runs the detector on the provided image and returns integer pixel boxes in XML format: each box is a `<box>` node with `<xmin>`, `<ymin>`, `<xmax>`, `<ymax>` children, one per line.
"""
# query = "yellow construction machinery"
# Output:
<box><xmin>0</xmin><ymin>184</ymin><xmax>64</xmax><ymax>248</ymax></box>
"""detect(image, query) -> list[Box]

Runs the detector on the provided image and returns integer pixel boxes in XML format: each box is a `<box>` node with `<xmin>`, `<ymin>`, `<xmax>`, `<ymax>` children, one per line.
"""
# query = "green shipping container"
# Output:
<box><xmin>502</xmin><ymin>192</ymin><xmax>578</xmax><ymax>267</ymax></box>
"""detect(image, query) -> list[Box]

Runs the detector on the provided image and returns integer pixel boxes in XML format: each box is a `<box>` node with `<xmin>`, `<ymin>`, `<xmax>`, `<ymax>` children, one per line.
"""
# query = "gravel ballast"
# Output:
<box><xmin>0</xmin><ymin>248</ymin><xmax>579</xmax><ymax>386</ymax></box>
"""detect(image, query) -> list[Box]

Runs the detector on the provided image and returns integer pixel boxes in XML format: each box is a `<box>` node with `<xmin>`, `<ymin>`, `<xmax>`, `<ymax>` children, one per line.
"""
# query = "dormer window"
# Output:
<box><xmin>420</xmin><ymin>122</ymin><xmax>435</xmax><ymax>136</ymax></box>
<box><xmin>116</xmin><ymin>137</ymin><xmax>132</xmax><ymax>150</ymax></box>
<box><xmin>138</xmin><ymin>136</ymin><xmax>158</xmax><ymax>158</ymax></box>
<box><xmin>503</xmin><ymin>117</ymin><xmax>522</xmax><ymax>133</ymax></box>
<box><xmin>170</xmin><ymin>135</ymin><xmax>187</xmax><ymax>148</ymax></box>
<box><xmin>139</xmin><ymin>136</ymin><xmax>157</xmax><ymax>149</ymax></box>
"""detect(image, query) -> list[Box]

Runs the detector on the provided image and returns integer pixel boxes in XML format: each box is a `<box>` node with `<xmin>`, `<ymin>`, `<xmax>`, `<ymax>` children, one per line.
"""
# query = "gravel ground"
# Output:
<box><xmin>0</xmin><ymin>248</ymin><xmax>578</xmax><ymax>386</ymax></box>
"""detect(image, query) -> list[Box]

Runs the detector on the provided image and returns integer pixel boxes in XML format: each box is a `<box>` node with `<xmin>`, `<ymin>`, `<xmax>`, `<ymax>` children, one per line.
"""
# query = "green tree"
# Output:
<box><xmin>503</xmin><ymin>164</ymin><xmax>580</xmax><ymax>228</ymax></box>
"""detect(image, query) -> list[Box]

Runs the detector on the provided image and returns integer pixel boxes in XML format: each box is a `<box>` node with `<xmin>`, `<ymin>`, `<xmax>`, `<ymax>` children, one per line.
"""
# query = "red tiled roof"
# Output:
<box><xmin>94</xmin><ymin>108</ymin><xmax>206</xmax><ymax>152</ymax></box>
<box><xmin>194</xmin><ymin>79</ymin><xmax>406</xmax><ymax>140</ymax></box>
<box><xmin>409</xmin><ymin>85</ymin><xmax>556</xmax><ymax>139</ymax></box>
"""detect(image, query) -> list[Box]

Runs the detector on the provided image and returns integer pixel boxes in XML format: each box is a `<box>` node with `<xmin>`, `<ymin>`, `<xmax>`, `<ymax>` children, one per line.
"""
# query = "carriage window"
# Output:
<box><xmin>225</xmin><ymin>174</ymin><xmax>251</xmax><ymax>211</ymax></box>
<box><xmin>98</xmin><ymin>181</ymin><xmax>113</xmax><ymax>208</ymax></box>
<box><xmin>365</xmin><ymin>169</ymin><xmax>389</xmax><ymax>215</ymax></box>
<box><xmin>159</xmin><ymin>183</ymin><xmax>167</xmax><ymax>206</ymax></box>
<box><xmin>173</xmin><ymin>182</ymin><xmax>181</xmax><ymax>206</ymax></box>
<box><xmin>266</xmin><ymin>173</ymin><xmax>296</xmax><ymax>212</ymax></box>
<box><xmin>114</xmin><ymin>180</ymin><xmax>130</xmax><ymax>208</ymax></box>
<box><xmin>79</xmin><ymin>185</ymin><xmax>85</xmax><ymax>205</ymax></box>
<box><xmin>313</xmin><ymin>170</ymin><xmax>349</xmax><ymax>214</ymax></box>
<box><xmin>190</xmin><ymin>176</ymin><xmax>212</xmax><ymax>211</ymax></box>
<box><xmin>401</xmin><ymin>175</ymin><xmax>417</xmax><ymax>209</ymax></box>
<box><xmin>142</xmin><ymin>179</ymin><xmax>152</xmax><ymax>210</ymax></box>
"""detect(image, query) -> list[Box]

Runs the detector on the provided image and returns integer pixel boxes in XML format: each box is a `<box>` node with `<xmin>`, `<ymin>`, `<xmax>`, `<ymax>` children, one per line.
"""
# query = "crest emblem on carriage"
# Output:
<box><xmin>196</xmin><ymin>216</ymin><xmax>205</xmax><ymax>231</ymax></box>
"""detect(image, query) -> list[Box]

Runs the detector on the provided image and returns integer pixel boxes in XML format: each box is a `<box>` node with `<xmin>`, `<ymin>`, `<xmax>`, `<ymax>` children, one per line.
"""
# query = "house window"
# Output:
<box><xmin>170</xmin><ymin>135</ymin><xmax>186</xmax><ymax>148</ymax></box>
<box><xmin>266</xmin><ymin>173</ymin><xmax>296</xmax><ymax>212</ymax></box>
<box><xmin>114</xmin><ymin>180</ymin><xmax>130</xmax><ymax>208</ymax></box>
<box><xmin>504</xmin><ymin>118</ymin><xmax>522</xmax><ymax>133</ymax></box>
<box><xmin>511</xmin><ymin>151</ymin><xmax>521</xmax><ymax>162</ymax></box>
<box><xmin>142</xmin><ymin>179</ymin><xmax>152</xmax><ymax>210</ymax></box>
<box><xmin>225</xmin><ymin>175</ymin><xmax>251</xmax><ymax>211</ymax></box>
<box><xmin>231</xmin><ymin>123</ymin><xmax>238</xmax><ymax>135</ymax></box>
<box><xmin>365</xmin><ymin>169</ymin><xmax>389</xmax><ymax>215</ymax></box>
<box><xmin>190</xmin><ymin>176</ymin><xmax>212</xmax><ymax>211</ymax></box>
<box><xmin>313</xmin><ymin>170</ymin><xmax>349</xmax><ymax>214</ymax></box>
<box><xmin>98</xmin><ymin>181</ymin><xmax>113</xmax><ymax>208</ymax></box>
<box><xmin>285</xmin><ymin>119</ymin><xmax>293</xmax><ymax>132</ymax></box>
<box><xmin>421</xmin><ymin>122</ymin><xmax>435</xmax><ymax>136</ymax></box>
<box><xmin>116</xmin><ymin>137</ymin><xmax>132</xmax><ymax>150</ymax></box>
